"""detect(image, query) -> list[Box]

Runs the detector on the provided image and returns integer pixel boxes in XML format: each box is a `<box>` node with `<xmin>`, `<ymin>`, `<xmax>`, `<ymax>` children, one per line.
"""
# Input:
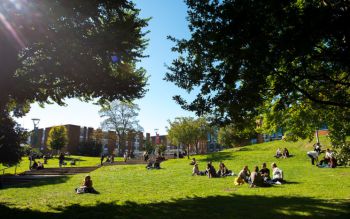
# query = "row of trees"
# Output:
<box><xmin>165</xmin><ymin>0</ymin><xmax>350</xmax><ymax>163</ymax></box>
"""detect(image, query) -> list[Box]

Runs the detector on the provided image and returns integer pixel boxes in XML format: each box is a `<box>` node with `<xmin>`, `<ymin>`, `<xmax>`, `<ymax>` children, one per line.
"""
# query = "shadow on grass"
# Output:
<box><xmin>200</xmin><ymin>152</ymin><xmax>236</xmax><ymax>162</ymax></box>
<box><xmin>0</xmin><ymin>176</ymin><xmax>70</xmax><ymax>190</ymax></box>
<box><xmin>1</xmin><ymin>194</ymin><xmax>349</xmax><ymax>219</ymax></box>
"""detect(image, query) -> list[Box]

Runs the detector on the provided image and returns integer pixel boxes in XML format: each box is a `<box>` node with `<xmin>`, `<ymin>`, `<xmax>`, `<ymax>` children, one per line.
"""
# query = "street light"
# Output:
<box><xmin>30</xmin><ymin>118</ymin><xmax>40</xmax><ymax>169</ymax></box>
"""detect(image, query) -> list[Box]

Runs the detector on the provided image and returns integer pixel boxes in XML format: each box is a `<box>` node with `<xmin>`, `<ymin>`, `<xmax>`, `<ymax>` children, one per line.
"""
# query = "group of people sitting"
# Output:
<box><xmin>275</xmin><ymin>148</ymin><xmax>290</xmax><ymax>158</ymax></box>
<box><xmin>234</xmin><ymin>162</ymin><xmax>284</xmax><ymax>187</ymax></box>
<box><xmin>191</xmin><ymin>158</ymin><xmax>233</xmax><ymax>177</ymax></box>
<box><xmin>100</xmin><ymin>154</ymin><xmax>115</xmax><ymax>165</ymax></box>
<box><xmin>307</xmin><ymin>143</ymin><xmax>337</xmax><ymax>168</ymax></box>
<box><xmin>31</xmin><ymin>160</ymin><xmax>44</xmax><ymax>170</ymax></box>
<box><xmin>146</xmin><ymin>156</ymin><xmax>163</xmax><ymax>169</ymax></box>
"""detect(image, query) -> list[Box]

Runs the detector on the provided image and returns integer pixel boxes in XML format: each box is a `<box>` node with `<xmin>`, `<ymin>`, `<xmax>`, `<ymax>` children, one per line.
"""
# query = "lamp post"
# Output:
<box><xmin>30</xmin><ymin>118</ymin><xmax>40</xmax><ymax>169</ymax></box>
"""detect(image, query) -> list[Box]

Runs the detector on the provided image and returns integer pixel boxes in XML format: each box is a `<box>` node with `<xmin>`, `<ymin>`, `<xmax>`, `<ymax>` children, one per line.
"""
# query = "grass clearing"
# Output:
<box><xmin>1</xmin><ymin>137</ymin><xmax>349</xmax><ymax>218</ymax></box>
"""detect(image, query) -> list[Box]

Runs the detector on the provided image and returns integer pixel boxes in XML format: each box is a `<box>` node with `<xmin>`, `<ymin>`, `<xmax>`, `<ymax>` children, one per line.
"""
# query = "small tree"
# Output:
<box><xmin>47</xmin><ymin>126</ymin><xmax>68</xmax><ymax>153</ymax></box>
<box><xmin>99</xmin><ymin>100</ymin><xmax>143</xmax><ymax>154</ymax></box>
<box><xmin>167</xmin><ymin>117</ymin><xmax>210</xmax><ymax>158</ymax></box>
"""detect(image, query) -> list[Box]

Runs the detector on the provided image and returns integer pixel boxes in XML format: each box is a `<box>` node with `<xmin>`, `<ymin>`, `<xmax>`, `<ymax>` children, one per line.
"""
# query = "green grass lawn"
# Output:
<box><xmin>1</xmin><ymin>137</ymin><xmax>349</xmax><ymax>218</ymax></box>
<box><xmin>0</xmin><ymin>155</ymin><xmax>102</xmax><ymax>175</ymax></box>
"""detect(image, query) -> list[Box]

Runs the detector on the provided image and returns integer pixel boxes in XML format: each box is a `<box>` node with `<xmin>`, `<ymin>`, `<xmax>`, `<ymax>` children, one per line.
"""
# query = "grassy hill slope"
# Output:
<box><xmin>0</xmin><ymin>137</ymin><xmax>349</xmax><ymax>218</ymax></box>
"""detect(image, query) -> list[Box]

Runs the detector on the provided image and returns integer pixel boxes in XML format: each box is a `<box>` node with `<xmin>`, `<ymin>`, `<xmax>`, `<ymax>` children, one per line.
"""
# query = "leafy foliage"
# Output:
<box><xmin>167</xmin><ymin>117</ymin><xmax>211</xmax><ymax>157</ymax></box>
<box><xmin>166</xmin><ymin>0</ymin><xmax>349</xmax><ymax>124</ymax></box>
<box><xmin>99</xmin><ymin>100</ymin><xmax>143</xmax><ymax>154</ymax></box>
<box><xmin>47</xmin><ymin>126</ymin><xmax>68</xmax><ymax>152</ymax></box>
<box><xmin>0</xmin><ymin>0</ymin><xmax>148</xmax><ymax>164</ymax></box>
<box><xmin>218</xmin><ymin>123</ymin><xmax>256</xmax><ymax>148</ymax></box>
<box><xmin>0</xmin><ymin>115</ymin><xmax>26</xmax><ymax>166</ymax></box>
<box><xmin>166</xmin><ymin>0</ymin><xmax>350</xmax><ymax>162</ymax></box>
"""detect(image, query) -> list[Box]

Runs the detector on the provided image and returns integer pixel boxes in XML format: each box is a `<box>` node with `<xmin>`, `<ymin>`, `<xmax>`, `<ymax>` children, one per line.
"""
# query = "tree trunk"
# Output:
<box><xmin>187</xmin><ymin>145</ymin><xmax>190</xmax><ymax>159</ymax></box>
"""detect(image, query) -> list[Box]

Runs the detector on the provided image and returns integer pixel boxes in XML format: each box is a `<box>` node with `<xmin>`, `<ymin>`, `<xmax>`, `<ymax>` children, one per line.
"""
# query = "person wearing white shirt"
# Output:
<box><xmin>271</xmin><ymin>163</ymin><xmax>284</xmax><ymax>184</ymax></box>
<box><xmin>307</xmin><ymin>150</ymin><xmax>319</xmax><ymax>165</ymax></box>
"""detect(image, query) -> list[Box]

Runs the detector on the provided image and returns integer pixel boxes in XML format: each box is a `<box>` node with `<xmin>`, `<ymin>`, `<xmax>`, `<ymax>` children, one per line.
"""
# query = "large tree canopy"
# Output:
<box><xmin>166</xmin><ymin>0</ymin><xmax>350</xmax><ymax>125</ymax></box>
<box><xmin>0</xmin><ymin>0</ymin><xmax>149</xmax><ymax>165</ymax></box>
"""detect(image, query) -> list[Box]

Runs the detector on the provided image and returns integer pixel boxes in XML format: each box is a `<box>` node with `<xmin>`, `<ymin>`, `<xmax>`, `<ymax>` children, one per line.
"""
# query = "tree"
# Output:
<box><xmin>259</xmin><ymin>99</ymin><xmax>350</xmax><ymax>165</ymax></box>
<box><xmin>47</xmin><ymin>126</ymin><xmax>68</xmax><ymax>153</ymax></box>
<box><xmin>166</xmin><ymin>0</ymin><xmax>349</xmax><ymax>124</ymax></box>
<box><xmin>0</xmin><ymin>0</ymin><xmax>148</xmax><ymax>165</ymax></box>
<box><xmin>166</xmin><ymin>0</ymin><xmax>350</xmax><ymax>162</ymax></box>
<box><xmin>167</xmin><ymin>117</ymin><xmax>210</xmax><ymax>158</ymax></box>
<box><xmin>218</xmin><ymin>123</ymin><xmax>257</xmax><ymax>148</ymax></box>
<box><xmin>99</xmin><ymin>100</ymin><xmax>143</xmax><ymax>154</ymax></box>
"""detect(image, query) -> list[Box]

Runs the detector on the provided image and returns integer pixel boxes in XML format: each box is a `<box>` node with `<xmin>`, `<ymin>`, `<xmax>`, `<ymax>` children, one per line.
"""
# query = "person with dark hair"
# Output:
<box><xmin>282</xmin><ymin>148</ymin><xmax>290</xmax><ymax>158</ymax></box>
<box><xmin>307</xmin><ymin>150</ymin><xmax>319</xmax><ymax>165</ymax></box>
<box><xmin>206</xmin><ymin>161</ymin><xmax>217</xmax><ymax>178</ymax></box>
<box><xmin>189</xmin><ymin>158</ymin><xmax>196</xmax><ymax>165</ymax></box>
<box><xmin>59</xmin><ymin>152</ymin><xmax>65</xmax><ymax>168</ymax></box>
<box><xmin>271</xmin><ymin>163</ymin><xmax>284</xmax><ymax>184</ymax></box>
<box><xmin>75</xmin><ymin>175</ymin><xmax>97</xmax><ymax>194</ymax></box>
<box><xmin>275</xmin><ymin>148</ymin><xmax>282</xmax><ymax>158</ymax></box>
<box><xmin>259</xmin><ymin>163</ymin><xmax>270</xmax><ymax>181</ymax></box>
<box><xmin>217</xmin><ymin>162</ymin><xmax>232</xmax><ymax>177</ymax></box>
<box><xmin>154</xmin><ymin>156</ymin><xmax>161</xmax><ymax>169</ymax></box>
<box><xmin>250</xmin><ymin>166</ymin><xmax>265</xmax><ymax>187</ymax></box>
<box><xmin>146</xmin><ymin>159</ymin><xmax>154</xmax><ymax>169</ymax></box>
<box><xmin>238</xmin><ymin>165</ymin><xmax>251</xmax><ymax>183</ymax></box>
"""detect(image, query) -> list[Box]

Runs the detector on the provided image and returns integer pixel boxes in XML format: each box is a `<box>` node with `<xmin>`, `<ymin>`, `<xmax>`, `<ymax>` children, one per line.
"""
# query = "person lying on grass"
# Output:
<box><xmin>75</xmin><ymin>175</ymin><xmax>98</xmax><ymax>194</ymax></box>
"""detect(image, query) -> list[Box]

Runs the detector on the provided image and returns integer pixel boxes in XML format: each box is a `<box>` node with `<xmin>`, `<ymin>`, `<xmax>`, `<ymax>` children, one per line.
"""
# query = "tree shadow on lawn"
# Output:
<box><xmin>0</xmin><ymin>176</ymin><xmax>71</xmax><ymax>190</ymax></box>
<box><xmin>0</xmin><ymin>194</ymin><xmax>349</xmax><ymax>219</ymax></box>
<box><xmin>200</xmin><ymin>152</ymin><xmax>236</xmax><ymax>162</ymax></box>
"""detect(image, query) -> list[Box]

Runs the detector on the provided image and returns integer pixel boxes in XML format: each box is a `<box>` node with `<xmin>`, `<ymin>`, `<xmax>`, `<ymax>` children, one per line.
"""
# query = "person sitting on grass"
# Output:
<box><xmin>217</xmin><ymin>162</ymin><xmax>233</xmax><ymax>177</ymax></box>
<box><xmin>238</xmin><ymin>165</ymin><xmax>251</xmax><ymax>183</ymax></box>
<box><xmin>75</xmin><ymin>175</ymin><xmax>98</xmax><ymax>194</ymax></box>
<box><xmin>206</xmin><ymin>161</ymin><xmax>217</xmax><ymax>178</ymax></box>
<box><xmin>271</xmin><ymin>163</ymin><xmax>284</xmax><ymax>184</ymax></box>
<box><xmin>37</xmin><ymin>161</ymin><xmax>44</xmax><ymax>170</ymax></box>
<box><xmin>275</xmin><ymin>148</ymin><xmax>282</xmax><ymax>158</ymax></box>
<box><xmin>258</xmin><ymin>163</ymin><xmax>270</xmax><ymax>181</ymax></box>
<box><xmin>250</xmin><ymin>166</ymin><xmax>268</xmax><ymax>188</ymax></box>
<box><xmin>31</xmin><ymin>160</ymin><xmax>38</xmax><ymax>170</ymax></box>
<box><xmin>318</xmin><ymin>148</ymin><xmax>337</xmax><ymax>168</ymax></box>
<box><xmin>192</xmin><ymin>163</ymin><xmax>205</xmax><ymax>176</ymax></box>
<box><xmin>189</xmin><ymin>158</ymin><xmax>197</xmax><ymax>165</ymax></box>
<box><xmin>146</xmin><ymin>159</ymin><xmax>154</xmax><ymax>169</ymax></box>
<box><xmin>282</xmin><ymin>148</ymin><xmax>290</xmax><ymax>158</ymax></box>
<box><xmin>154</xmin><ymin>157</ymin><xmax>161</xmax><ymax>169</ymax></box>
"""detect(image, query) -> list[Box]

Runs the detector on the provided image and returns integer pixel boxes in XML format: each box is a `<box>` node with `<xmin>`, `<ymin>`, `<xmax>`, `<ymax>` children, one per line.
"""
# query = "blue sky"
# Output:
<box><xmin>17</xmin><ymin>0</ymin><xmax>196</xmax><ymax>135</ymax></box>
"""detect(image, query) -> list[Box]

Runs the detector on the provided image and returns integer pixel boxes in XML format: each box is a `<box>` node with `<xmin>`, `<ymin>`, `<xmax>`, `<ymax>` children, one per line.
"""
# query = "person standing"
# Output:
<box><xmin>307</xmin><ymin>150</ymin><xmax>319</xmax><ymax>165</ymax></box>
<box><xmin>58</xmin><ymin>152</ymin><xmax>65</xmax><ymax>168</ymax></box>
